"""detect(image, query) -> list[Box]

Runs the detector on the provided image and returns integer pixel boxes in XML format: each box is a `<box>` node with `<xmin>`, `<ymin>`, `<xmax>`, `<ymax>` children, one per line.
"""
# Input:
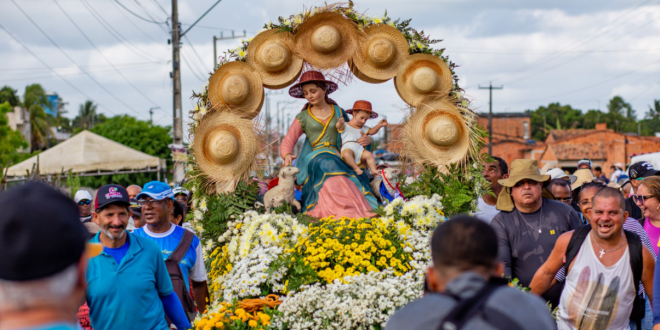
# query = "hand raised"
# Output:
<box><xmin>284</xmin><ymin>154</ymin><xmax>297</xmax><ymax>166</ymax></box>
<box><xmin>379</xmin><ymin>119</ymin><xmax>388</xmax><ymax>127</ymax></box>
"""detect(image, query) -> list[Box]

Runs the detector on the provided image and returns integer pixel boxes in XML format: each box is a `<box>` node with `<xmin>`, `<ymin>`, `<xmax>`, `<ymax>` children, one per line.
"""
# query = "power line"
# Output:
<box><xmin>9</xmin><ymin>0</ymin><xmax>146</xmax><ymax>117</ymax></box>
<box><xmin>53</xmin><ymin>0</ymin><xmax>160</xmax><ymax>106</ymax></box>
<box><xmin>131</xmin><ymin>0</ymin><xmax>170</xmax><ymax>34</ymax></box>
<box><xmin>2</xmin><ymin>63</ymin><xmax>162</xmax><ymax>82</ymax></box>
<box><xmin>0</xmin><ymin>24</ymin><xmax>120</xmax><ymax>116</ymax></box>
<box><xmin>180</xmin><ymin>51</ymin><xmax>206</xmax><ymax>82</ymax></box>
<box><xmin>0</xmin><ymin>61</ymin><xmax>166</xmax><ymax>72</ymax></box>
<box><xmin>181</xmin><ymin>0</ymin><xmax>224</xmax><ymax>36</ymax></box>
<box><xmin>114</xmin><ymin>0</ymin><xmax>167</xmax><ymax>24</ymax></box>
<box><xmin>79</xmin><ymin>0</ymin><xmax>164</xmax><ymax>62</ymax></box>
<box><xmin>149</xmin><ymin>0</ymin><xmax>168</xmax><ymax>16</ymax></box>
<box><xmin>183</xmin><ymin>35</ymin><xmax>208</xmax><ymax>73</ymax></box>
<box><xmin>109</xmin><ymin>0</ymin><xmax>168</xmax><ymax>45</ymax></box>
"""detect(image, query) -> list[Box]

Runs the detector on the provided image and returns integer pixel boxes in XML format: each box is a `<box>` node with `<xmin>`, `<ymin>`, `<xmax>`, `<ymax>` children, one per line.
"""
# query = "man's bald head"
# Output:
<box><xmin>126</xmin><ymin>185</ymin><xmax>142</xmax><ymax>200</ymax></box>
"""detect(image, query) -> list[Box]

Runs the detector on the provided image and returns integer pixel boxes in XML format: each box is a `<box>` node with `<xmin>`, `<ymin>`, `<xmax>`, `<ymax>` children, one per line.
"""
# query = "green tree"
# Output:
<box><xmin>605</xmin><ymin>96</ymin><xmax>637</xmax><ymax>133</ymax></box>
<box><xmin>639</xmin><ymin>99</ymin><xmax>660</xmax><ymax>136</ymax></box>
<box><xmin>79</xmin><ymin>115</ymin><xmax>172</xmax><ymax>187</ymax></box>
<box><xmin>528</xmin><ymin>102</ymin><xmax>584</xmax><ymax>141</ymax></box>
<box><xmin>23</xmin><ymin>84</ymin><xmax>53</xmax><ymax>151</ymax></box>
<box><xmin>0</xmin><ymin>86</ymin><xmax>21</xmax><ymax>107</ymax></box>
<box><xmin>72</xmin><ymin>100</ymin><xmax>103</xmax><ymax>131</ymax></box>
<box><xmin>0</xmin><ymin>102</ymin><xmax>29</xmax><ymax>169</ymax></box>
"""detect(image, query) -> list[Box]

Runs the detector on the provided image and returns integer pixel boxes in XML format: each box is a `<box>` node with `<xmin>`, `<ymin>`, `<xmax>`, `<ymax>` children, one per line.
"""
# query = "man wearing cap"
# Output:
<box><xmin>133</xmin><ymin>181</ymin><xmax>209</xmax><ymax>316</ymax></box>
<box><xmin>86</xmin><ymin>184</ymin><xmax>190</xmax><ymax>330</ymax></box>
<box><xmin>490</xmin><ymin>159</ymin><xmax>582</xmax><ymax>307</ymax></box>
<box><xmin>74</xmin><ymin>190</ymin><xmax>93</xmax><ymax>223</ymax></box>
<box><xmin>130</xmin><ymin>198</ymin><xmax>145</xmax><ymax>229</ymax></box>
<box><xmin>474</xmin><ymin>156</ymin><xmax>508</xmax><ymax>224</ymax></box>
<box><xmin>625</xmin><ymin>161</ymin><xmax>660</xmax><ymax>220</ymax></box>
<box><xmin>577</xmin><ymin>158</ymin><xmax>592</xmax><ymax>170</ymax></box>
<box><xmin>0</xmin><ymin>182</ymin><xmax>103</xmax><ymax>330</ymax></box>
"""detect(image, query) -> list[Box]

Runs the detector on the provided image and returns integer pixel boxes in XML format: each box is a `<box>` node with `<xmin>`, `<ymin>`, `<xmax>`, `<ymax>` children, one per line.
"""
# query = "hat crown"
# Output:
<box><xmin>351</xmin><ymin>100</ymin><xmax>372</xmax><ymax>111</ymax></box>
<box><xmin>311</xmin><ymin>25</ymin><xmax>341</xmax><ymax>53</ymax></box>
<box><xmin>299</xmin><ymin>71</ymin><xmax>326</xmax><ymax>84</ymax></box>
<box><xmin>206</xmin><ymin>129</ymin><xmax>239</xmax><ymax>165</ymax></box>
<box><xmin>222</xmin><ymin>74</ymin><xmax>250</xmax><ymax>105</ymax></box>
<box><xmin>509</xmin><ymin>159</ymin><xmax>543</xmax><ymax>179</ymax></box>
<box><xmin>367</xmin><ymin>37</ymin><xmax>395</xmax><ymax>67</ymax></box>
<box><xmin>259</xmin><ymin>42</ymin><xmax>290</xmax><ymax>71</ymax></box>
<box><xmin>426</xmin><ymin>115</ymin><xmax>459</xmax><ymax>147</ymax></box>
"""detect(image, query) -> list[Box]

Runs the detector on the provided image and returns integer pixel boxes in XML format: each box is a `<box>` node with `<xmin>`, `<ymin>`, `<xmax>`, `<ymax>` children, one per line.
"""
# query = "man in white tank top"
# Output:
<box><xmin>529</xmin><ymin>187</ymin><xmax>655</xmax><ymax>330</ymax></box>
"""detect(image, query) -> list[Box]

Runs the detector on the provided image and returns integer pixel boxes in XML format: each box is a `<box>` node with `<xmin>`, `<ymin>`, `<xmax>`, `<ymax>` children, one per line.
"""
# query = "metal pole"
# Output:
<box><xmin>213</xmin><ymin>36</ymin><xmax>217</xmax><ymax>70</ymax></box>
<box><xmin>479</xmin><ymin>82</ymin><xmax>503</xmax><ymax>156</ymax></box>
<box><xmin>172</xmin><ymin>0</ymin><xmax>184</xmax><ymax>184</ymax></box>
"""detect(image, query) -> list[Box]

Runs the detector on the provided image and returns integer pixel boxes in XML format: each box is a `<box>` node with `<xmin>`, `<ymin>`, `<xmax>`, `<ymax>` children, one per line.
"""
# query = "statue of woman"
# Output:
<box><xmin>280</xmin><ymin>71</ymin><xmax>378</xmax><ymax>219</ymax></box>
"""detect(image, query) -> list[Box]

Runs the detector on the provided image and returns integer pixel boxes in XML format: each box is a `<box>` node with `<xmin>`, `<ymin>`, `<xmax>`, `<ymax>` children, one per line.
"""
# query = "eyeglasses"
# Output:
<box><xmin>632</xmin><ymin>194</ymin><xmax>655</xmax><ymax>204</ymax></box>
<box><xmin>77</xmin><ymin>200</ymin><xmax>91</xmax><ymax>206</ymax></box>
<box><xmin>137</xmin><ymin>199</ymin><xmax>163</xmax><ymax>207</ymax></box>
<box><xmin>174</xmin><ymin>197</ymin><xmax>187</xmax><ymax>202</ymax></box>
<box><xmin>556</xmin><ymin>197</ymin><xmax>572</xmax><ymax>203</ymax></box>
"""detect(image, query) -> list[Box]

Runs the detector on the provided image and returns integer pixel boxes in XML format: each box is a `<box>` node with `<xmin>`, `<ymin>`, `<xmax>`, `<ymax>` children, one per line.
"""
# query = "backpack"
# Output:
<box><xmin>165</xmin><ymin>229</ymin><xmax>196</xmax><ymax>322</ymax></box>
<box><xmin>436</xmin><ymin>276</ymin><xmax>524</xmax><ymax>330</ymax></box>
<box><xmin>563</xmin><ymin>225</ymin><xmax>645</xmax><ymax>322</ymax></box>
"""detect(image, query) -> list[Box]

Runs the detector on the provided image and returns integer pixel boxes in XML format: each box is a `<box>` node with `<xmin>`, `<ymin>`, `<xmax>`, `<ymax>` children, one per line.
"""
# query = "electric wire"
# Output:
<box><xmin>114</xmin><ymin>0</ymin><xmax>167</xmax><ymax>24</ymax></box>
<box><xmin>131</xmin><ymin>0</ymin><xmax>170</xmax><ymax>34</ymax></box>
<box><xmin>0</xmin><ymin>61</ymin><xmax>166</xmax><ymax>72</ymax></box>
<box><xmin>0</xmin><ymin>24</ymin><xmax>120</xmax><ymax>116</ymax></box>
<box><xmin>109</xmin><ymin>0</ymin><xmax>168</xmax><ymax>46</ymax></box>
<box><xmin>149</xmin><ymin>0</ymin><xmax>169</xmax><ymax>16</ymax></box>
<box><xmin>53</xmin><ymin>0</ymin><xmax>160</xmax><ymax>106</ymax></box>
<box><xmin>183</xmin><ymin>35</ymin><xmax>209</xmax><ymax>74</ymax></box>
<box><xmin>180</xmin><ymin>50</ymin><xmax>206</xmax><ymax>81</ymax></box>
<box><xmin>9</xmin><ymin>0</ymin><xmax>146</xmax><ymax>117</ymax></box>
<box><xmin>3</xmin><ymin>62</ymin><xmax>161</xmax><ymax>82</ymax></box>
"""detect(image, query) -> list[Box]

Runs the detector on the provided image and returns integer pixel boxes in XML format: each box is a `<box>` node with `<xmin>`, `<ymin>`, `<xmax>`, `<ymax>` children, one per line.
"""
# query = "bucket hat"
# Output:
<box><xmin>346</xmin><ymin>100</ymin><xmax>378</xmax><ymax>119</ymax></box>
<box><xmin>496</xmin><ymin>159</ymin><xmax>552</xmax><ymax>212</ymax></box>
<box><xmin>288</xmin><ymin>70</ymin><xmax>339</xmax><ymax>99</ymax></box>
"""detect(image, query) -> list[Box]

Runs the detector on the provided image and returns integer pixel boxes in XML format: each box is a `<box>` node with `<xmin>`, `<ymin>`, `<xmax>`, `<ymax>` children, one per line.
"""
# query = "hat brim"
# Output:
<box><xmin>395</xmin><ymin>53</ymin><xmax>453</xmax><ymax>107</ymax></box>
<box><xmin>136</xmin><ymin>191</ymin><xmax>173</xmax><ymax>201</ymax></box>
<box><xmin>87</xmin><ymin>242</ymin><xmax>103</xmax><ymax>258</ymax></box>
<box><xmin>498</xmin><ymin>174</ymin><xmax>551</xmax><ymax>188</ymax></box>
<box><xmin>208</xmin><ymin>61</ymin><xmax>264</xmax><ymax>119</ymax></box>
<box><xmin>346</xmin><ymin>108</ymin><xmax>378</xmax><ymax>119</ymax></box>
<box><xmin>288</xmin><ymin>78</ymin><xmax>338</xmax><ymax>98</ymax></box>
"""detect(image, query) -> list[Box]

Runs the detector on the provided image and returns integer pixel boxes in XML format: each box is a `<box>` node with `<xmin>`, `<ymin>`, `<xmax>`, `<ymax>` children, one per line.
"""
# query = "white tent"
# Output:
<box><xmin>7</xmin><ymin>130</ymin><xmax>164</xmax><ymax>178</ymax></box>
<box><xmin>631</xmin><ymin>152</ymin><xmax>660</xmax><ymax>171</ymax></box>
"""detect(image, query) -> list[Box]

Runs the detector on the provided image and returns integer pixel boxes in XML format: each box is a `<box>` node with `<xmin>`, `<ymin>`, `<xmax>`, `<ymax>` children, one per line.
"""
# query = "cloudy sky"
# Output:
<box><xmin>2</xmin><ymin>0</ymin><xmax>659</xmax><ymax>142</ymax></box>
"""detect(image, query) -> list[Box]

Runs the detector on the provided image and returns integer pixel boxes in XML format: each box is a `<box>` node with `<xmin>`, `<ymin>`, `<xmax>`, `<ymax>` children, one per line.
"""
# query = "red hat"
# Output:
<box><xmin>346</xmin><ymin>100</ymin><xmax>378</xmax><ymax>119</ymax></box>
<box><xmin>288</xmin><ymin>71</ymin><xmax>339</xmax><ymax>99</ymax></box>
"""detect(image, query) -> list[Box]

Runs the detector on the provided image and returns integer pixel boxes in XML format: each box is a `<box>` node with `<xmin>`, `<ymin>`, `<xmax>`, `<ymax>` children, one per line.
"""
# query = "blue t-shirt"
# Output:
<box><xmin>19</xmin><ymin>324</ymin><xmax>78</xmax><ymax>330</ymax></box>
<box><xmin>103</xmin><ymin>240</ymin><xmax>129</xmax><ymax>264</ymax></box>
<box><xmin>133</xmin><ymin>224</ymin><xmax>207</xmax><ymax>285</ymax></box>
<box><xmin>86</xmin><ymin>232</ymin><xmax>173</xmax><ymax>330</ymax></box>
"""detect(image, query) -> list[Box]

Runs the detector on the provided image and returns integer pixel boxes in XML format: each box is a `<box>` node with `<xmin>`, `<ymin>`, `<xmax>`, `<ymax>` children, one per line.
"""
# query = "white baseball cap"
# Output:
<box><xmin>172</xmin><ymin>186</ymin><xmax>190</xmax><ymax>197</ymax></box>
<box><xmin>74</xmin><ymin>190</ymin><xmax>92</xmax><ymax>203</ymax></box>
<box><xmin>546</xmin><ymin>168</ymin><xmax>577</xmax><ymax>185</ymax></box>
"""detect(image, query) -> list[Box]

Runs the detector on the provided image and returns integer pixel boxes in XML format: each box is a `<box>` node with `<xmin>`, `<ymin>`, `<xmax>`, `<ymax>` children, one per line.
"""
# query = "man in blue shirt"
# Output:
<box><xmin>86</xmin><ymin>184</ymin><xmax>190</xmax><ymax>330</ymax></box>
<box><xmin>134</xmin><ymin>181</ymin><xmax>209</xmax><ymax>314</ymax></box>
<box><xmin>0</xmin><ymin>182</ymin><xmax>103</xmax><ymax>330</ymax></box>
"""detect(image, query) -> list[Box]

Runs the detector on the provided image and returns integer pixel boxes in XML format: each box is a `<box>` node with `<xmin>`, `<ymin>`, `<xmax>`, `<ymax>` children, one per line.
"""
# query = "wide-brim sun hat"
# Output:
<box><xmin>288</xmin><ymin>70</ymin><xmax>339</xmax><ymax>99</ymax></box>
<box><xmin>395</xmin><ymin>53</ymin><xmax>453</xmax><ymax>107</ymax></box>
<box><xmin>571</xmin><ymin>168</ymin><xmax>596</xmax><ymax>191</ymax></box>
<box><xmin>294</xmin><ymin>11</ymin><xmax>362</xmax><ymax>69</ymax></box>
<box><xmin>402</xmin><ymin>99</ymin><xmax>470</xmax><ymax>167</ymax></box>
<box><xmin>346</xmin><ymin>100</ymin><xmax>378</xmax><ymax>119</ymax></box>
<box><xmin>496</xmin><ymin>159</ymin><xmax>553</xmax><ymax>212</ymax></box>
<box><xmin>246</xmin><ymin>29</ymin><xmax>304</xmax><ymax>89</ymax></box>
<box><xmin>208</xmin><ymin>61</ymin><xmax>264</xmax><ymax>119</ymax></box>
<box><xmin>350</xmin><ymin>24</ymin><xmax>409</xmax><ymax>83</ymax></box>
<box><xmin>193</xmin><ymin>110</ymin><xmax>264</xmax><ymax>193</ymax></box>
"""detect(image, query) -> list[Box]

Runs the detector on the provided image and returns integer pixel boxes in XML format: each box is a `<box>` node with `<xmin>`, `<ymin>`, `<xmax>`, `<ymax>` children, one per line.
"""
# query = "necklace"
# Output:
<box><xmin>517</xmin><ymin>202</ymin><xmax>543</xmax><ymax>234</ymax></box>
<box><xmin>590</xmin><ymin>232</ymin><xmax>627</xmax><ymax>258</ymax></box>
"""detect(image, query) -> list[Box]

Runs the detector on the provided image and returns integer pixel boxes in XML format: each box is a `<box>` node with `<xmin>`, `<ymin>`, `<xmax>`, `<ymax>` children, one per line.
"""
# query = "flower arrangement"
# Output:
<box><xmin>194</xmin><ymin>298</ymin><xmax>279</xmax><ymax>330</ymax></box>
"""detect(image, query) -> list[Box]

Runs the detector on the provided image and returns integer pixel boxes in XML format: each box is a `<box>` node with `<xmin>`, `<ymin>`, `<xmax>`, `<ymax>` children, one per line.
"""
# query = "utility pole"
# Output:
<box><xmin>479</xmin><ymin>82</ymin><xmax>503</xmax><ymax>156</ymax></box>
<box><xmin>170</xmin><ymin>0</ymin><xmax>185</xmax><ymax>184</ymax></box>
<box><xmin>149</xmin><ymin>106</ymin><xmax>161</xmax><ymax>124</ymax></box>
<box><xmin>213</xmin><ymin>30</ymin><xmax>247</xmax><ymax>70</ymax></box>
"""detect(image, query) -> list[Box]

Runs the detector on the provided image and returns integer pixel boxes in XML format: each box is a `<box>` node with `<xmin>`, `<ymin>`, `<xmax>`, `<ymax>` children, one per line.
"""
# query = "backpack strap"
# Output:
<box><xmin>637</xmin><ymin>216</ymin><xmax>646</xmax><ymax>227</ymax></box>
<box><xmin>563</xmin><ymin>224</ymin><xmax>592</xmax><ymax>278</ymax></box>
<box><xmin>168</xmin><ymin>229</ymin><xmax>194</xmax><ymax>264</ymax></box>
<box><xmin>437</xmin><ymin>276</ymin><xmax>523</xmax><ymax>330</ymax></box>
<box><xmin>624</xmin><ymin>229</ymin><xmax>643</xmax><ymax>296</ymax></box>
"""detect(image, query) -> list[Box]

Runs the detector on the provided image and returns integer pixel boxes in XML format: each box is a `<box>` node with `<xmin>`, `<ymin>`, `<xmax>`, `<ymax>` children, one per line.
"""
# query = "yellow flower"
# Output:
<box><xmin>238</xmin><ymin>50</ymin><xmax>246</xmax><ymax>57</ymax></box>
<box><xmin>236</xmin><ymin>223</ymin><xmax>243</xmax><ymax>229</ymax></box>
<box><xmin>248</xmin><ymin>319</ymin><xmax>258</xmax><ymax>327</ymax></box>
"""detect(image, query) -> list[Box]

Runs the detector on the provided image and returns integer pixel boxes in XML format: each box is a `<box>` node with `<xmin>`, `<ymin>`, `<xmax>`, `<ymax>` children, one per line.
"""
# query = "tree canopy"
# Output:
<box><xmin>0</xmin><ymin>102</ymin><xmax>29</xmax><ymax>170</ymax></box>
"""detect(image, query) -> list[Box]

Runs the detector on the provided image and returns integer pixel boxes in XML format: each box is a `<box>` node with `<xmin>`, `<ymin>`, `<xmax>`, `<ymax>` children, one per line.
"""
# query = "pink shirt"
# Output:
<box><xmin>643</xmin><ymin>217</ymin><xmax>660</xmax><ymax>255</ymax></box>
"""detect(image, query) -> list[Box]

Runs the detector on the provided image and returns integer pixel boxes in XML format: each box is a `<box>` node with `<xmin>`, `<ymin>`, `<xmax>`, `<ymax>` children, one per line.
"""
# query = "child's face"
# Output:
<box><xmin>350</xmin><ymin>110</ymin><xmax>370</xmax><ymax>127</ymax></box>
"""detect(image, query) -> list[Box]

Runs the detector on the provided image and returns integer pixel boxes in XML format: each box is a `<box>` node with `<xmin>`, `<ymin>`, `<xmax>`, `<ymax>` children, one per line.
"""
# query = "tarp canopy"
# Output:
<box><xmin>7</xmin><ymin>130</ymin><xmax>161</xmax><ymax>177</ymax></box>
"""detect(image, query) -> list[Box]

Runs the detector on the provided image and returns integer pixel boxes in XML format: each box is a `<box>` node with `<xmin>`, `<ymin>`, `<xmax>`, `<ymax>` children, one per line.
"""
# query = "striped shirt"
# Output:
<box><xmin>555</xmin><ymin>217</ymin><xmax>655</xmax><ymax>294</ymax></box>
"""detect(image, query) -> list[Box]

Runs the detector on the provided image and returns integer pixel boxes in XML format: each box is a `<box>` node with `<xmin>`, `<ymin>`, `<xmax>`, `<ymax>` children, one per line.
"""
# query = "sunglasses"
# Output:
<box><xmin>632</xmin><ymin>194</ymin><xmax>654</xmax><ymax>204</ymax></box>
<box><xmin>77</xmin><ymin>200</ymin><xmax>92</xmax><ymax>206</ymax></box>
<box><xmin>137</xmin><ymin>199</ymin><xmax>163</xmax><ymax>207</ymax></box>
<box><xmin>556</xmin><ymin>197</ymin><xmax>572</xmax><ymax>203</ymax></box>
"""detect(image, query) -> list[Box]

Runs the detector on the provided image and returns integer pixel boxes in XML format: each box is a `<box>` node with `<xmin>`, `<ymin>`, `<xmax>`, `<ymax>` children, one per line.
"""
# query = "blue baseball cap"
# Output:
<box><xmin>136</xmin><ymin>181</ymin><xmax>174</xmax><ymax>201</ymax></box>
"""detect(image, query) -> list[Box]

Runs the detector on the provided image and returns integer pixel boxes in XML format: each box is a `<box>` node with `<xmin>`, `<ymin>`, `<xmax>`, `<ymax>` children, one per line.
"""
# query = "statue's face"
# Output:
<box><xmin>302</xmin><ymin>83</ymin><xmax>326</xmax><ymax>106</ymax></box>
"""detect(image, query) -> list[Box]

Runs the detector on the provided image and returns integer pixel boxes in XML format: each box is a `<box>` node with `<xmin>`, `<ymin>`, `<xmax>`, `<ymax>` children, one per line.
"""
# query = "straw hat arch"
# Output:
<box><xmin>294</xmin><ymin>11</ymin><xmax>362</xmax><ymax>69</ymax></box>
<box><xmin>395</xmin><ymin>54</ymin><xmax>453</xmax><ymax>107</ymax></box>
<box><xmin>350</xmin><ymin>24</ymin><xmax>409</xmax><ymax>83</ymax></box>
<box><xmin>208</xmin><ymin>61</ymin><xmax>264</xmax><ymax>119</ymax></box>
<box><xmin>246</xmin><ymin>30</ymin><xmax>304</xmax><ymax>89</ymax></box>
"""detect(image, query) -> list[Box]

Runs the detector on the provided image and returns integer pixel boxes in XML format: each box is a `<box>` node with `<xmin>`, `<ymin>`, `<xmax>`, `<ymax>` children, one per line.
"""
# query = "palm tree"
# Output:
<box><xmin>73</xmin><ymin>100</ymin><xmax>98</xmax><ymax>130</ymax></box>
<box><xmin>23</xmin><ymin>84</ymin><xmax>53</xmax><ymax>152</ymax></box>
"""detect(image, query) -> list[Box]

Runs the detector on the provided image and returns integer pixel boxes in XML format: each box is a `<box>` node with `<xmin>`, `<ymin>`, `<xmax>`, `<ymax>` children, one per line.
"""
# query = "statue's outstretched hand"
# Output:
<box><xmin>378</xmin><ymin>119</ymin><xmax>388</xmax><ymax>127</ymax></box>
<box><xmin>336</xmin><ymin>117</ymin><xmax>345</xmax><ymax>130</ymax></box>
<box><xmin>284</xmin><ymin>154</ymin><xmax>297</xmax><ymax>166</ymax></box>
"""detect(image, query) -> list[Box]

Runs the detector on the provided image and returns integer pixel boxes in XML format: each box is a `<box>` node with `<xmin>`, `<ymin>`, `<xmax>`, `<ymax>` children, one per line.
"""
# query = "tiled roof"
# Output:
<box><xmin>548</xmin><ymin>129</ymin><xmax>599</xmax><ymax>141</ymax></box>
<box><xmin>550</xmin><ymin>143</ymin><xmax>606</xmax><ymax>160</ymax></box>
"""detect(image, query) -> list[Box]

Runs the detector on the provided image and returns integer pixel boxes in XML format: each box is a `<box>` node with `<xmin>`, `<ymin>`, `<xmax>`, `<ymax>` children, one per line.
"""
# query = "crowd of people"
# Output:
<box><xmin>4</xmin><ymin>157</ymin><xmax>660</xmax><ymax>330</ymax></box>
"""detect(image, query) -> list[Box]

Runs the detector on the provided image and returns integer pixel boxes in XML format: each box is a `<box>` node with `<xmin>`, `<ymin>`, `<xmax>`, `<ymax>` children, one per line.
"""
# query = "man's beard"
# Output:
<box><xmin>102</xmin><ymin>224</ymin><xmax>126</xmax><ymax>240</ymax></box>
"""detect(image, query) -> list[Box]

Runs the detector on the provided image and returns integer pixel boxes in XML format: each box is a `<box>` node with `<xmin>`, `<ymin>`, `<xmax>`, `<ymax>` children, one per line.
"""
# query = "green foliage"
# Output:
<box><xmin>528</xmin><ymin>102</ymin><xmax>584</xmax><ymax>141</ymax></box>
<box><xmin>23</xmin><ymin>84</ymin><xmax>53</xmax><ymax>151</ymax></box>
<box><xmin>72</xmin><ymin>100</ymin><xmax>103</xmax><ymax>131</ymax></box>
<box><xmin>65</xmin><ymin>171</ymin><xmax>81</xmax><ymax>197</ymax></box>
<box><xmin>0</xmin><ymin>86</ymin><xmax>21</xmax><ymax>107</ymax></box>
<box><xmin>77</xmin><ymin>115</ymin><xmax>172</xmax><ymax>188</ymax></box>
<box><xmin>399</xmin><ymin>157</ymin><xmax>490</xmax><ymax>217</ymax></box>
<box><xmin>0</xmin><ymin>102</ymin><xmax>29</xmax><ymax>169</ymax></box>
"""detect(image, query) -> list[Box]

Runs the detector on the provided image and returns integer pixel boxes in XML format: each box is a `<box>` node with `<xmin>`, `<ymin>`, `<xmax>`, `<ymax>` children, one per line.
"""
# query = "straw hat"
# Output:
<box><xmin>346</xmin><ymin>100</ymin><xmax>378</xmax><ymax>119</ymax></box>
<box><xmin>402</xmin><ymin>99</ymin><xmax>469</xmax><ymax>167</ymax></box>
<box><xmin>495</xmin><ymin>159</ymin><xmax>553</xmax><ymax>212</ymax></box>
<box><xmin>350</xmin><ymin>24</ymin><xmax>409</xmax><ymax>83</ymax></box>
<box><xmin>294</xmin><ymin>12</ymin><xmax>361</xmax><ymax>69</ymax></box>
<box><xmin>288</xmin><ymin>70</ymin><xmax>339</xmax><ymax>98</ymax></box>
<box><xmin>571</xmin><ymin>169</ymin><xmax>595</xmax><ymax>191</ymax></box>
<box><xmin>246</xmin><ymin>29</ymin><xmax>304</xmax><ymax>89</ymax></box>
<box><xmin>394</xmin><ymin>53</ymin><xmax>453</xmax><ymax>106</ymax></box>
<box><xmin>208</xmin><ymin>61</ymin><xmax>264</xmax><ymax>119</ymax></box>
<box><xmin>193</xmin><ymin>111</ymin><xmax>263</xmax><ymax>193</ymax></box>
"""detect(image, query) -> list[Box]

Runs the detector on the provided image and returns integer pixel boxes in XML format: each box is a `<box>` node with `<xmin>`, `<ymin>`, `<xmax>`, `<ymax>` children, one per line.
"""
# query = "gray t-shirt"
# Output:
<box><xmin>385</xmin><ymin>272</ymin><xmax>556</xmax><ymax>330</ymax></box>
<box><xmin>491</xmin><ymin>198</ymin><xmax>582</xmax><ymax>306</ymax></box>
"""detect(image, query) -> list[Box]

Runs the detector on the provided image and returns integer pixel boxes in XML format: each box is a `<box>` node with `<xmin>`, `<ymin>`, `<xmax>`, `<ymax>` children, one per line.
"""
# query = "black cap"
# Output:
<box><xmin>129</xmin><ymin>198</ymin><xmax>142</xmax><ymax>216</ymax></box>
<box><xmin>0</xmin><ymin>182</ymin><xmax>88</xmax><ymax>281</ymax></box>
<box><xmin>629</xmin><ymin>161</ymin><xmax>660</xmax><ymax>180</ymax></box>
<box><xmin>94</xmin><ymin>184</ymin><xmax>130</xmax><ymax>211</ymax></box>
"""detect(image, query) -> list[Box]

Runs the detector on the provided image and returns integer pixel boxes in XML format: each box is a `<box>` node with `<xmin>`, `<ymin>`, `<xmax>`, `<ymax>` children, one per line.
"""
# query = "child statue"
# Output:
<box><xmin>336</xmin><ymin>100</ymin><xmax>388</xmax><ymax>176</ymax></box>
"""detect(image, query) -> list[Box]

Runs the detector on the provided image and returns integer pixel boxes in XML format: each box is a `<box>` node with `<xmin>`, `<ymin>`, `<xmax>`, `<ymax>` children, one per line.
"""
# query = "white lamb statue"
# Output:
<box><xmin>264</xmin><ymin>166</ymin><xmax>301</xmax><ymax>211</ymax></box>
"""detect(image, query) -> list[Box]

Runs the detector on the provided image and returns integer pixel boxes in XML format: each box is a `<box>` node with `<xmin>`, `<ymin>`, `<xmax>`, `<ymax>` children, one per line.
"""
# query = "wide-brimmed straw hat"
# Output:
<box><xmin>208</xmin><ymin>61</ymin><xmax>264</xmax><ymax>119</ymax></box>
<box><xmin>394</xmin><ymin>54</ymin><xmax>453</xmax><ymax>106</ymax></box>
<box><xmin>496</xmin><ymin>159</ymin><xmax>552</xmax><ymax>212</ymax></box>
<box><xmin>346</xmin><ymin>100</ymin><xmax>378</xmax><ymax>119</ymax></box>
<box><xmin>571</xmin><ymin>168</ymin><xmax>595</xmax><ymax>191</ymax></box>
<box><xmin>288</xmin><ymin>71</ymin><xmax>339</xmax><ymax>99</ymax></box>
<box><xmin>294</xmin><ymin>12</ymin><xmax>361</xmax><ymax>69</ymax></box>
<box><xmin>350</xmin><ymin>24</ymin><xmax>409</xmax><ymax>83</ymax></box>
<box><xmin>402</xmin><ymin>99</ymin><xmax>470</xmax><ymax>167</ymax></box>
<box><xmin>193</xmin><ymin>111</ymin><xmax>263</xmax><ymax>193</ymax></box>
<box><xmin>246</xmin><ymin>30</ymin><xmax>304</xmax><ymax>89</ymax></box>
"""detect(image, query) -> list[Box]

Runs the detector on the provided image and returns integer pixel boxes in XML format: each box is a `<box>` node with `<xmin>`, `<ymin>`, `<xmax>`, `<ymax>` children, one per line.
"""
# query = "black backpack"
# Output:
<box><xmin>563</xmin><ymin>225</ymin><xmax>645</xmax><ymax>322</ymax></box>
<box><xmin>165</xmin><ymin>229</ymin><xmax>197</xmax><ymax>322</ymax></box>
<box><xmin>436</xmin><ymin>276</ymin><xmax>524</xmax><ymax>330</ymax></box>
